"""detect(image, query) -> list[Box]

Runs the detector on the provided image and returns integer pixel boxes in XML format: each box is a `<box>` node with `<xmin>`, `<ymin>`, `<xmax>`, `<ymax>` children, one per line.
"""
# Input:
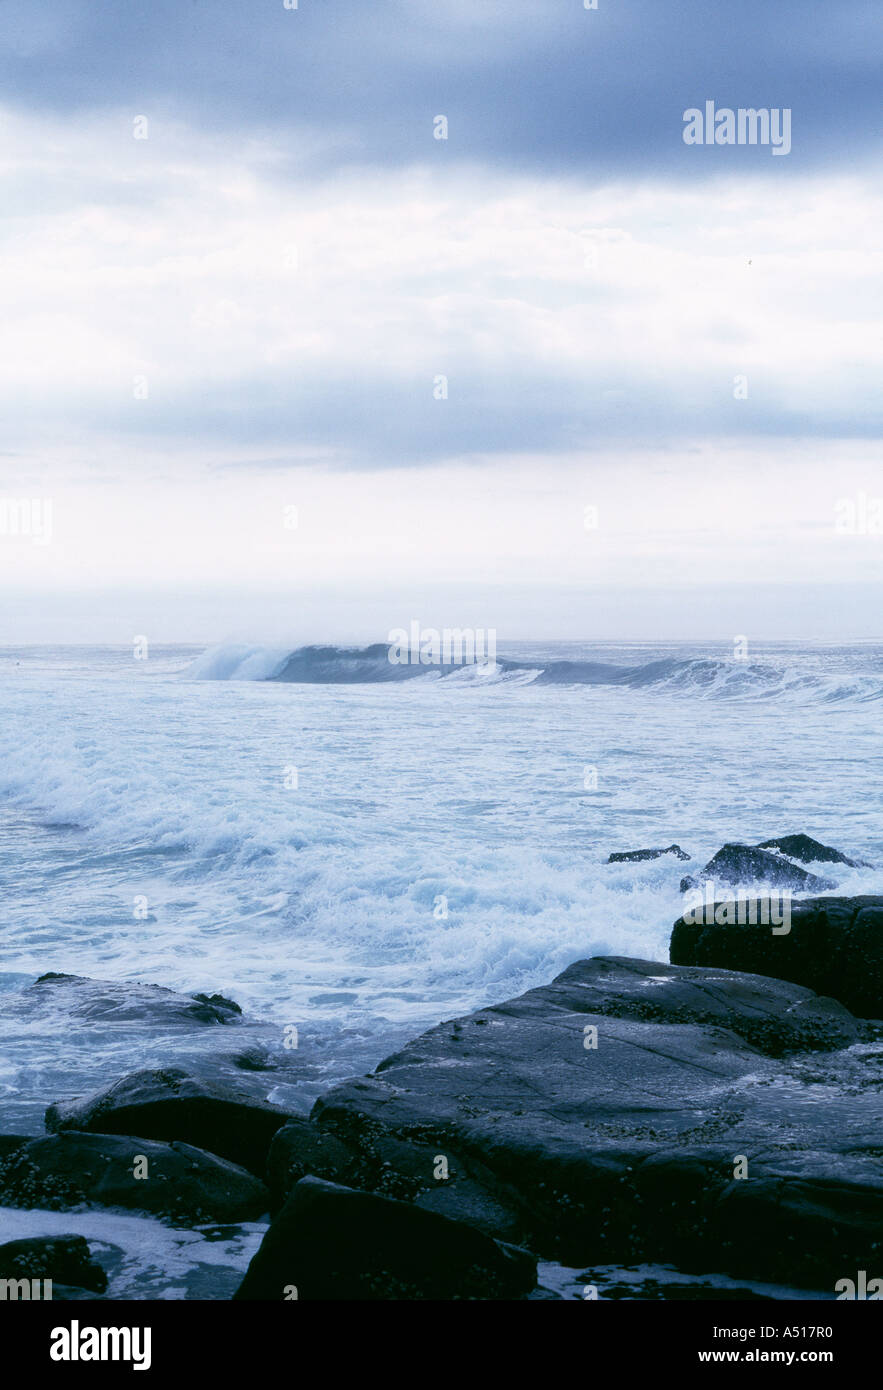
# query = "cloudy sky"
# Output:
<box><xmin>1</xmin><ymin>0</ymin><xmax>881</xmax><ymax>642</ymax></box>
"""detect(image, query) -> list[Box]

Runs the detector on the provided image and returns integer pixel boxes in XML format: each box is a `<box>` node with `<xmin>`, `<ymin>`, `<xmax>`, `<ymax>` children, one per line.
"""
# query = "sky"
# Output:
<box><xmin>0</xmin><ymin>0</ymin><xmax>881</xmax><ymax>643</ymax></box>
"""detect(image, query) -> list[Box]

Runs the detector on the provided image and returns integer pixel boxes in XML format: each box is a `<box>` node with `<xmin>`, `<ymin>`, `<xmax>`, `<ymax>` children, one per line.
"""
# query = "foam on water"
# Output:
<box><xmin>0</xmin><ymin>641</ymin><xmax>880</xmax><ymax>1132</ymax></box>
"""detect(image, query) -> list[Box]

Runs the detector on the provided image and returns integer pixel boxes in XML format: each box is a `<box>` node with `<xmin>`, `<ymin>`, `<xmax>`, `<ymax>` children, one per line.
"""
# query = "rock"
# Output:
<box><xmin>5</xmin><ymin>975</ymin><xmax>306</xmax><ymax>1138</ymax></box>
<box><xmin>45</xmin><ymin>1066</ymin><xmax>293</xmax><ymax>1176</ymax></box>
<box><xmin>266</xmin><ymin>1118</ymin><xmax>363</xmax><ymax>1210</ymax></box>
<box><xmin>230</xmin><ymin>1046</ymin><xmax>276</xmax><ymax>1072</ymax></box>
<box><xmin>310</xmin><ymin>957</ymin><xmax>882</xmax><ymax>1287</ymax></box>
<box><xmin>577</xmin><ymin>1269</ymin><xmax>773</xmax><ymax>1301</ymax></box>
<box><xmin>755</xmin><ymin>834</ymin><xmax>867</xmax><ymax>868</ymax></box>
<box><xmin>680</xmin><ymin>844</ymin><xmax>837</xmax><ymax>895</ymax></box>
<box><xmin>190</xmin><ymin>991</ymin><xmax>242</xmax><ymax>1018</ymax></box>
<box><xmin>671</xmin><ymin>894</ymin><xmax>883</xmax><ymax>1019</ymax></box>
<box><xmin>29</xmin><ymin>974</ymin><xmax>242</xmax><ymax>1026</ymax></box>
<box><xmin>45</xmin><ymin>1283</ymin><xmax>108</xmax><ymax>1301</ymax></box>
<box><xmin>0</xmin><ymin>1235</ymin><xmax>107</xmax><ymax>1293</ymax></box>
<box><xmin>234</xmin><ymin>1175</ymin><xmax>536</xmax><ymax>1300</ymax></box>
<box><xmin>0</xmin><ymin>1136</ymin><xmax>32</xmax><ymax>1161</ymax></box>
<box><xmin>0</xmin><ymin>1131</ymin><xmax>269</xmax><ymax>1223</ymax></box>
<box><xmin>608</xmin><ymin>845</ymin><xmax>691</xmax><ymax>863</ymax></box>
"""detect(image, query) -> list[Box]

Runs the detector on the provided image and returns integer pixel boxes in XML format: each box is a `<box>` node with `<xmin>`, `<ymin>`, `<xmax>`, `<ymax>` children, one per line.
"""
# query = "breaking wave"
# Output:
<box><xmin>189</xmin><ymin>644</ymin><xmax>883</xmax><ymax>704</ymax></box>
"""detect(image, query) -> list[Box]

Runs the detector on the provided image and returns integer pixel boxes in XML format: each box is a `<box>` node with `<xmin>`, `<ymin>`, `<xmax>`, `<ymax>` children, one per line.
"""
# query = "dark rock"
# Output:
<box><xmin>680</xmin><ymin>844</ymin><xmax>837</xmax><ymax>895</ymax></box>
<box><xmin>0</xmin><ymin>1235</ymin><xmax>107</xmax><ymax>1293</ymax></box>
<box><xmin>755</xmin><ymin>834</ymin><xmax>868</xmax><ymax>868</ymax></box>
<box><xmin>0</xmin><ymin>1131</ymin><xmax>269</xmax><ymax>1223</ymax></box>
<box><xmin>310</xmin><ymin>957</ymin><xmax>882</xmax><ymax>1287</ymax></box>
<box><xmin>671</xmin><ymin>894</ymin><xmax>883</xmax><ymax>1019</ymax></box>
<box><xmin>30</xmin><ymin>974</ymin><xmax>242</xmax><ymax>1026</ymax></box>
<box><xmin>45</xmin><ymin>1066</ymin><xmax>293</xmax><ymax>1176</ymax></box>
<box><xmin>230</xmin><ymin>1046</ymin><xmax>276</xmax><ymax>1072</ymax></box>
<box><xmin>266</xmin><ymin>1118</ymin><xmax>363</xmax><ymax>1210</ymax></box>
<box><xmin>234</xmin><ymin>1175</ymin><xmax>536</xmax><ymax>1300</ymax></box>
<box><xmin>45</xmin><ymin>1283</ymin><xmax>108</xmax><ymax>1301</ymax></box>
<box><xmin>608</xmin><ymin>845</ymin><xmax>691</xmax><ymax>863</ymax></box>
<box><xmin>578</xmin><ymin>1270</ymin><xmax>773</xmax><ymax>1301</ymax></box>
<box><xmin>0</xmin><ymin>1136</ymin><xmax>32</xmax><ymax>1161</ymax></box>
<box><xmin>508</xmin><ymin>955</ymin><xmax>864</xmax><ymax>1053</ymax></box>
<box><xmin>707</xmin><ymin>1157</ymin><xmax>883</xmax><ymax>1285</ymax></box>
<box><xmin>190</xmin><ymin>991</ymin><xmax>242</xmax><ymax>1018</ymax></box>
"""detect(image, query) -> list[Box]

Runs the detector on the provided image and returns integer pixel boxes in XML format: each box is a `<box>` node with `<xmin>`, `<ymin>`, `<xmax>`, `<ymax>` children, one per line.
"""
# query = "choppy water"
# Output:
<box><xmin>0</xmin><ymin>640</ymin><xmax>881</xmax><ymax>1134</ymax></box>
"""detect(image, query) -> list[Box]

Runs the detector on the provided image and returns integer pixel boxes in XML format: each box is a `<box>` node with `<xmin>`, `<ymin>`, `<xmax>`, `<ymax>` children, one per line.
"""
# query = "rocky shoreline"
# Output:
<box><xmin>2</xmin><ymin>836</ymin><xmax>880</xmax><ymax>1301</ymax></box>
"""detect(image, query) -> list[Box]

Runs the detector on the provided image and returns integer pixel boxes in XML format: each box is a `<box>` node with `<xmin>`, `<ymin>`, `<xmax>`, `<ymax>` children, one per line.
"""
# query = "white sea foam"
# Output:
<box><xmin>0</xmin><ymin>642</ymin><xmax>879</xmax><ymax>1132</ymax></box>
<box><xmin>188</xmin><ymin>644</ymin><xmax>291</xmax><ymax>682</ymax></box>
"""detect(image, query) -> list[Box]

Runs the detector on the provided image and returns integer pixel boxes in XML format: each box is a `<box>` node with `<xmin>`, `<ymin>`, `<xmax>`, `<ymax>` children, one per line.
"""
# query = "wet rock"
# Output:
<box><xmin>190</xmin><ymin>991</ymin><xmax>242</xmax><ymax>1019</ymax></box>
<box><xmin>45</xmin><ymin>1066</ymin><xmax>293</xmax><ymax>1176</ymax></box>
<box><xmin>0</xmin><ymin>1131</ymin><xmax>269</xmax><ymax>1223</ymax></box>
<box><xmin>755</xmin><ymin>834</ymin><xmax>868</xmax><ymax>868</ymax></box>
<box><xmin>234</xmin><ymin>1175</ymin><xmax>536</xmax><ymax>1300</ymax></box>
<box><xmin>230</xmin><ymin>1046</ymin><xmax>276</xmax><ymax>1072</ymax></box>
<box><xmin>310</xmin><ymin>957</ymin><xmax>882</xmax><ymax>1287</ymax></box>
<box><xmin>0</xmin><ymin>1235</ymin><xmax>107</xmax><ymax>1293</ymax></box>
<box><xmin>608</xmin><ymin>845</ymin><xmax>691</xmax><ymax>863</ymax></box>
<box><xmin>671</xmin><ymin>894</ymin><xmax>883</xmax><ymax>1019</ymax></box>
<box><xmin>680</xmin><ymin>844</ymin><xmax>837</xmax><ymax>895</ymax></box>
<box><xmin>29</xmin><ymin>974</ymin><xmax>242</xmax><ymax>1026</ymax></box>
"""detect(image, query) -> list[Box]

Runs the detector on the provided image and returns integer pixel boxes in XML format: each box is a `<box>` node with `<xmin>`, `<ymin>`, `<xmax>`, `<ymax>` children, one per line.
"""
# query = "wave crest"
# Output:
<box><xmin>187</xmin><ymin>644</ymin><xmax>883</xmax><ymax>704</ymax></box>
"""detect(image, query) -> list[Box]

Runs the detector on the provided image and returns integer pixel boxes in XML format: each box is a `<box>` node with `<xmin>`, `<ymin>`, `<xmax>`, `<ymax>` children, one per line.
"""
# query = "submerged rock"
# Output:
<box><xmin>671</xmin><ymin>894</ymin><xmax>883</xmax><ymax>1019</ymax></box>
<box><xmin>45</xmin><ymin>1066</ymin><xmax>293</xmax><ymax>1176</ymax></box>
<box><xmin>309</xmin><ymin>957</ymin><xmax>882</xmax><ymax>1287</ymax></box>
<box><xmin>0</xmin><ymin>1235</ymin><xmax>107</xmax><ymax>1293</ymax></box>
<box><xmin>608</xmin><ymin>845</ymin><xmax>691</xmax><ymax>863</ymax></box>
<box><xmin>680</xmin><ymin>844</ymin><xmax>837</xmax><ymax>895</ymax></box>
<box><xmin>28</xmin><ymin>974</ymin><xmax>242</xmax><ymax>1026</ymax></box>
<box><xmin>234</xmin><ymin>1175</ymin><xmax>536</xmax><ymax>1300</ymax></box>
<box><xmin>0</xmin><ymin>1131</ymin><xmax>269</xmax><ymax>1223</ymax></box>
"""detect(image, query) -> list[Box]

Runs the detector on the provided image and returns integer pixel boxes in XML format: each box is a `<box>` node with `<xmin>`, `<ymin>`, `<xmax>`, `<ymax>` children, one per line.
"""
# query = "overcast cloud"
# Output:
<box><xmin>0</xmin><ymin>1</ymin><xmax>880</xmax><ymax>639</ymax></box>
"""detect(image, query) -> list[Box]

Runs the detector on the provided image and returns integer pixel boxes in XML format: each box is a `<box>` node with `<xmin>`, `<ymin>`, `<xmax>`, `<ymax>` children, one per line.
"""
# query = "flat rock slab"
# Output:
<box><xmin>311</xmin><ymin>957</ymin><xmax>882</xmax><ymax>1286</ymax></box>
<box><xmin>45</xmin><ymin>1066</ymin><xmax>294</xmax><ymax>1176</ymax></box>
<box><xmin>234</xmin><ymin>1175</ymin><xmax>536</xmax><ymax>1300</ymax></box>
<box><xmin>671</xmin><ymin>895</ymin><xmax>883</xmax><ymax>1019</ymax></box>
<box><xmin>0</xmin><ymin>1235</ymin><xmax>107</xmax><ymax>1292</ymax></box>
<box><xmin>0</xmin><ymin>1131</ymin><xmax>269</xmax><ymax>1223</ymax></box>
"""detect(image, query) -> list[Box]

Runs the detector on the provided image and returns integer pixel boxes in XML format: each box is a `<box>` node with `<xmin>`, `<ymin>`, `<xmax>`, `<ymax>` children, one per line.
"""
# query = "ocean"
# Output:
<box><xmin>0</xmin><ymin>638</ymin><xmax>880</xmax><ymax>1298</ymax></box>
<box><xmin>1</xmin><ymin>639</ymin><xmax>881</xmax><ymax>1144</ymax></box>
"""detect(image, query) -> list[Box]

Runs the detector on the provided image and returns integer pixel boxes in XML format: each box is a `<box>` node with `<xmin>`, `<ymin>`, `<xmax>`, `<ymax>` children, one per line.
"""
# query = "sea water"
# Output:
<box><xmin>0</xmin><ymin>640</ymin><xmax>881</xmax><ymax>1136</ymax></box>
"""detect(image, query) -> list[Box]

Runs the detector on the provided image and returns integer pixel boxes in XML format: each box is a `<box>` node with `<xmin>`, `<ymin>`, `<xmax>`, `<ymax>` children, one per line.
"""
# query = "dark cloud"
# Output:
<box><xmin>0</xmin><ymin>0</ymin><xmax>880</xmax><ymax>174</ymax></box>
